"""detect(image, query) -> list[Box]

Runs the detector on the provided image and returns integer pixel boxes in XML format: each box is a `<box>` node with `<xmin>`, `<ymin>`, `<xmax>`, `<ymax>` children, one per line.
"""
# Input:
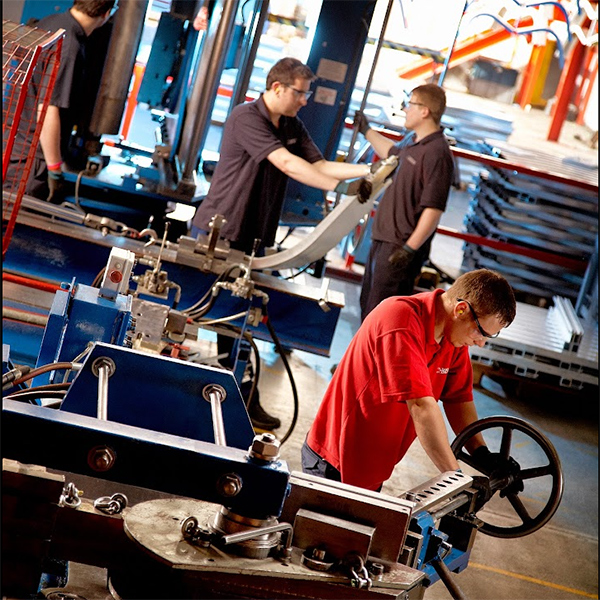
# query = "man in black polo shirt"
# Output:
<box><xmin>4</xmin><ymin>0</ymin><xmax>116</xmax><ymax>203</ymax></box>
<box><xmin>192</xmin><ymin>57</ymin><xmax>372</xmax><ymax>254</ymax></box>
<box><xmin>355</xmin><ymin>84</ymin><xmax>455</xmax><ymax>321</ymax></box>
<box><xmin>192</xmin><ymin>57</ymin><xmax>373</xmax><ymax>430</ymax></box>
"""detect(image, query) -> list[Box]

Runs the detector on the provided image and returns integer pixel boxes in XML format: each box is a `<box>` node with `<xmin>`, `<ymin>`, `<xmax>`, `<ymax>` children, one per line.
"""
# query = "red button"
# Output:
<box><xmin>109</xmin><ymin>270</ymin><xmax>123</xmax><ymax>283</ymax></box>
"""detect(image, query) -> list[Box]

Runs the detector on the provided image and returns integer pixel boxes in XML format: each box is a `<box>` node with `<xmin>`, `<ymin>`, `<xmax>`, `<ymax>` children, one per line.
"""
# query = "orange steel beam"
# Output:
<box><xmin>396</xmin><ymin>16</ymin><xmax>534</xmax><ymax>80</ymax></box>
<box><xmin>576</xmin><ymin>47</ymin><xmax>598</xmax><ymax>126</ymax></box>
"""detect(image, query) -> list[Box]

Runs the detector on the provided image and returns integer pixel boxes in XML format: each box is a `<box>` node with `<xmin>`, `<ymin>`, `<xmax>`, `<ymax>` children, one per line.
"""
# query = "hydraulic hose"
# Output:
<box><xmin>263</xmin><ymin>305</ymin><xmax>299</xmax><ymax>446</ymax></box>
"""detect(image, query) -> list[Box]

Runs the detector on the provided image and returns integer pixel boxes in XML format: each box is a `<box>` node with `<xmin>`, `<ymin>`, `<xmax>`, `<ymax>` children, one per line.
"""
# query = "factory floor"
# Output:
<box><xmin>18</xmin><ymin>99</ymin><xmax>599</xmax><ymax>600</ymax></box>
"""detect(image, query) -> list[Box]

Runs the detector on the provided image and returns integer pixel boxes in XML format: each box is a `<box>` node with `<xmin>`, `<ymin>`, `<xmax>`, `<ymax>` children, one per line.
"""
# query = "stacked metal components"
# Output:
<box><xmin>461</xmin><ymin>143</ymin><xmax>598</xmax><ymax>391</ymax></box>
<box><xmin>461</xmin><ymin>142</ymin><xmax>598</xmax><ymax>306</ymax></box>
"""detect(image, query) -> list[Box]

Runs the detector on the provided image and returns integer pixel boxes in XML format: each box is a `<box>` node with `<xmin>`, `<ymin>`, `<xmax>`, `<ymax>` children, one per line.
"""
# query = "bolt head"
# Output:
<box><xmin>249</xmin><ymin>434</ymin><xmax>280</xmax><ymax>460</ymax></box>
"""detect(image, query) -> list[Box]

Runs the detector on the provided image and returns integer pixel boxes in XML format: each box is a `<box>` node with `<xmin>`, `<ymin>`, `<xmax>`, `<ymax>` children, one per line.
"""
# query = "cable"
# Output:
<box><xmin>6</xmin><ymin>361</ymin><xmax>75</xmax><ymax>389</ymax></box>
<box><xmin>2</xmin><ymin>365</ymin><xmax>31</xmax><ymax>388</ymax></box>
<box><xmin>4</xmin><ymin>382</ymin><xmax>70</xmax><ymax>405</ymax></box>
<box><xmin>262</xmin><ymin>305</ymin><xmax>298</xmax><ymax>446</ymax></box>
<box><xmin>282</xmin><ymin>264</ymin><xmax>313</xmax><ymax>280</ymax></box>
<box><xmin>91</xmin><ymin>267</ymin><xmax>106</xmax><ymax>288</ymax></box>
<box><xmin>242</xmin><ymin>330</ymin><xmax>261</xmax><ymax>410</ymax></box>
<box><xmin>198</xmin><ymin>311</ymin><xmax>248</xmax><ymax>327</ymax></box>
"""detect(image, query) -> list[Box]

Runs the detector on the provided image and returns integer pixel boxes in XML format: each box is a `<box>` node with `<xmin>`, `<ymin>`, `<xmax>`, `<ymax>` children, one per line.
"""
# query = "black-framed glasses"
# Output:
<box><xmin>401</xmin><ymin>99</ymin><xmax>427</xmax><ymax>110</ymax></box>
<box><xmin>457</xmin><ymin>298</ymin><xmax>500</xmax><ymax>339</ymax></box>
<box><xmin>284</xmin><ymin>84</ymin><xmax>313</xmax><ymax>100</ymax></box>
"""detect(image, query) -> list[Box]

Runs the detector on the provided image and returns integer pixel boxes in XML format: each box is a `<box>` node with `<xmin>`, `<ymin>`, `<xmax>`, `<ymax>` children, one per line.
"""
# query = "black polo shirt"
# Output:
<box><xmin>371</xmin><ymin>128</ymin><xmax>454</xmax><ymax>246</ymax></box>
<box><xmin>192</xmin><ymin>96</ymin><xmax>324</xmax><ymax>252</ymax></box>
<box><xmin>33</xmin><ymin>11</ymin><xmax>91</xmax><ymax>162</ymax></box>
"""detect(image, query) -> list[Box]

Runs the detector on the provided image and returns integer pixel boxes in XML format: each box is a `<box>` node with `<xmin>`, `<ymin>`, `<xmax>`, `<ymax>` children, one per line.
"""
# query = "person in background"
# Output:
<box><xmin>302</xmin><ymin>269</ymin><xmax>518</xmax><ymax>493</ymax></box>
<box><xmin>355</xmin><ymin>83</ymin><xmax>455</xmax><ymax>321</ymax></box>
<box><xmin>191</xmin><ymin>56</ymin><xmax>374</xmax><ymax>430</ymax></box>
<box><xmin>6</xmin><ymin>0</ymin><xmax>117</xmax><ymax>203</ymax></box>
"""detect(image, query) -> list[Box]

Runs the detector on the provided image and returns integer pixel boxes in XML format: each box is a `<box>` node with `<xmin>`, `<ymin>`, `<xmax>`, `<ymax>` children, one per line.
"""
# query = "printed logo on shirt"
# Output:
<box><xmin>407</xmin><ymin>156</ymin><xmax>417</xmax><ymax>165</ymax></box>
<box><xmin>287</xmin><ymin>138</ymin><xmax>298</xmax><ymax>145</ymax></box>
<box><xmin>436</xmin><ymin>367</ymin><xmax>449</xmax><ymax>375</ymax></box>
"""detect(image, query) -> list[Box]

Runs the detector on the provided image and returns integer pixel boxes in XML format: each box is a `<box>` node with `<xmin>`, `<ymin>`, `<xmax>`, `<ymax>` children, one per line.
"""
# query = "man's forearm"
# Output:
<box><xmin>364</xmin><ymin>128</ymin><xmax>394</xmax><ymax>160</ymax></box>
<box><xmin>269</xmin><ymin>148</ymin><xmax>352</xmax><ymax>190</ymax></box>
<box><xmin>38</xmin><ymin>104</ymin><xmax>62</xmax><ymax>167</ymax></box>
<box><xmin>405</xmin><ymin>208</ymin><xmax>443</xmax><ymax>251</ymax></box>
<box><xmin>408</xmin><ymin>396</ymin><xmax>460</xmax><ymax>472</ymax></box>
<box><xmin>313</xmin><ymin>159</ymin><xmax>370</xmax><ymax>180</ymax></box>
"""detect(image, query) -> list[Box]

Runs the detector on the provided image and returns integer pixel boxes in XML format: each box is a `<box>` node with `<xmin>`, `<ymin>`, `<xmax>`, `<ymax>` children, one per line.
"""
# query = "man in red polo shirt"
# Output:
<box><xmin>303</xmin><ymin>269</ymin><xmax>517</xmax><ymax>491</ymax></box>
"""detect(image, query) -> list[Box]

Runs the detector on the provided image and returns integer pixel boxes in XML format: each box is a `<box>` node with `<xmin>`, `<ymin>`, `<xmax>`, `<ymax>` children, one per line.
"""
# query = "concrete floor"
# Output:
<box><xmin>16</xmin><ymin>94</ymin><xmax>599</xmax><ymax>600</ymax></box>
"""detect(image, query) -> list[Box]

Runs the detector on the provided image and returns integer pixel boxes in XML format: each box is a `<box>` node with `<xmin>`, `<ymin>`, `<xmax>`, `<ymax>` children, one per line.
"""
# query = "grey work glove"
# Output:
<box><xmin>334</xmin><ymin>177</ymin><xmax>373</xmax><ymax>204</ymax></box>
<box><xmin>388</xmin><ymin>243</ymin><xmax>416</xmax><ymax>268</ymax></box>
<box><xmin>47</xmin><ymin>170</ymin><xmax>65</xmax><ymax>204</ymax></box>
<box><xmin>354</xmin><ymin>111</ymin><xmax>371</xmax><ymax>136</ymax></box>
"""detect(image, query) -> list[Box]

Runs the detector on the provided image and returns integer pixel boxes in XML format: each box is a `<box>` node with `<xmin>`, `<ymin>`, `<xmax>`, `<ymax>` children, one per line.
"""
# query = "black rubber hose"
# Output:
<box><xmin>263</xmin><ymin>305</ymin><xmax>298</xmax><ymax>446</ymax></box>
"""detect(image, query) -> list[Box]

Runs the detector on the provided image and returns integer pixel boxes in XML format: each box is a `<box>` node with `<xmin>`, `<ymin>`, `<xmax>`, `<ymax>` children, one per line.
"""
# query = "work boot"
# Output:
<box><xmin>242</xmin><ymin>383</ymin><xmax>280</xmax><ymax>430</ymax></box>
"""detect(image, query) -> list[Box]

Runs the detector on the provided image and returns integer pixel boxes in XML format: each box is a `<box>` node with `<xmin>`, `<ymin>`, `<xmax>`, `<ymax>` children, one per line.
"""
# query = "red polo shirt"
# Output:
<box><xmin>306</xmin><ymin>289</ymin><xmax>473</xmax><ymax>490</ymax></box>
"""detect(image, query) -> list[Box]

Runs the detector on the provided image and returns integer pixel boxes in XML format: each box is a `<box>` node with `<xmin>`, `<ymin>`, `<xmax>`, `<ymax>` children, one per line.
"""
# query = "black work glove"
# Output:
<box><xmin>354</xmin><ymin>111</ymin><xmax>370</xmax><ymax>136</ymax></box>
<box><xmin>470</xmin><ymin>446</ymin><xmax>524</xmax><ymax>496</ymax></box>
<box><xmin>47</xmin><ymin>170</ymin><xmax>65</xmax><ymax>204</ymax></box>
<box><xmin>369</xmin><ymin>158</ymin><xmax>383</xmax><ymax>174</ymax></box>
<box><xmin>334</xmin><ymin>177</ymin><xmax>373</xmax><ymax>204</ymax></box>
<box><xmin>470</xmin><ymin>475</ymin><xmax>493</xmax><ymax>513</ymax></box>
<box><xmin>388</xmin><ymin>244</ymin><xmax>416</xmax><ymax>268</ymax></box>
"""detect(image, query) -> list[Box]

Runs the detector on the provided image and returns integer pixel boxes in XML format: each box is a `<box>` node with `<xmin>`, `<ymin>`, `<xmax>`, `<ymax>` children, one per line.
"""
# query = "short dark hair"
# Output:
<box><xmin>411</xmin><ymin>83</ymin><xmax>446</xmax><ymax>125</ymax></box>
<box><xmin>266</xmin><ymin>57</ymin><xmax>315</xmax><ymax>90</ymax></box>
<box><xmin>447</xmin><ymin>269</ymin><xmax>516</xmax><ymax>327</ymax></box>
<box><xmin>73</xmin><ymin>0</ymin><xmax>116</xmax><ymax>18</ymax></box>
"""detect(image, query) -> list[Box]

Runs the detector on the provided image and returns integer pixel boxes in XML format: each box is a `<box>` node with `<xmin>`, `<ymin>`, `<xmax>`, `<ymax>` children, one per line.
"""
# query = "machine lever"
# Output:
<box><xmin>431</xmin><ymin>555</ymin><xmax>469</xmax><ymax>600</ymax></box>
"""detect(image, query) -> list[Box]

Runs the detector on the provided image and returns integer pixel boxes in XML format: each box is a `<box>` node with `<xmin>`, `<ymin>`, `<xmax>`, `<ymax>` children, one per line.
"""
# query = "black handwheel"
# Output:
<box><xmin>451</xmin><ymin>415</ymin><xmax>564</xmax><ymax>538</ymax></box>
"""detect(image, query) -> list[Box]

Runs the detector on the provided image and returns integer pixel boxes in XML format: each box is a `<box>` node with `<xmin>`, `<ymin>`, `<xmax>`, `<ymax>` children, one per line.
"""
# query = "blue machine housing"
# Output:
<box><xmin>61</xmin><ymin>342</ymin><xmax>255</xmax><ymax>450</ymax></box>
<box><xmin>34</xmin><ymin>282</ymin><xmax>132</xmax><ymax>387</ymax></box>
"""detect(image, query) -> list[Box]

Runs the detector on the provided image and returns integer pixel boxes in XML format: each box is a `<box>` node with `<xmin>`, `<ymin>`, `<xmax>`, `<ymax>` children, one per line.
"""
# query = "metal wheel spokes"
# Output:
<box><xmin>451</xmin><ymin>415</ymin><xmax>564</xmax><ymax>538</ymax></box>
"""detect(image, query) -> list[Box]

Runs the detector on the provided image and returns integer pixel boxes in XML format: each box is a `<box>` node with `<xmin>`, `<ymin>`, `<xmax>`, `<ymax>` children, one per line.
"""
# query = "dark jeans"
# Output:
<box><xmin>301</xmin><ymin>440</ymin><xmax>383</xmax><ymax>492</ymax></box>
<box><xmin>359</xmin><ymin>239</ymin><xmax>427</xmax><ymax>322</ymax></box>
<box><xmin>301</xmin><ymin>439</ymin><xmax>342</xmax><ymax>482</ymax></box>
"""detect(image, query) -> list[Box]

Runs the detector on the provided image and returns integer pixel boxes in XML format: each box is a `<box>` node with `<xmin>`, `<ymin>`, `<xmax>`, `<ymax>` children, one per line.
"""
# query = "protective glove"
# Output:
<box><xmin>334</xmin><ymin>177</ymin><xmax>373</xmax><ymax>204</ymax></box>
<box><xmin>47</xmin><ymin>169</ymin><xmax>65</xmax><ymax>204</ymax></box>
<box><xmin>354</xmin><ymin>111</ymin><xmax>370</xmax><ymax>136</ymax></box>
<box><xmin>388</xmin><ymin>243</ymin><xmax>416</xmax><ymax>268</ymax></box>
<box><xmin>470</xmin><ymin>475</ymin><xmax>493</xmax><ymax>512</ymax></box>
<box><xmin>470</xmin><ymin>446</ymin><xmax>524</xmax><ymax>496</ymax></box>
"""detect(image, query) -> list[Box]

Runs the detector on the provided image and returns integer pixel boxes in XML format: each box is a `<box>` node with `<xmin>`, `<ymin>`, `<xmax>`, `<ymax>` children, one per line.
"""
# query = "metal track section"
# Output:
<box><xmin>470</xmin><ymin>297</ymin><xmax>598</xmax><ymax>390</ymax></box>
<box><xmin>400</xmin><ymin>471</ymin><xmax>472</xmax><ymax>515</ymax></box>
<box><xmin>460</xmin><ymin>142</ymin><xmax>598</xmax><ymax>306</ymax></box>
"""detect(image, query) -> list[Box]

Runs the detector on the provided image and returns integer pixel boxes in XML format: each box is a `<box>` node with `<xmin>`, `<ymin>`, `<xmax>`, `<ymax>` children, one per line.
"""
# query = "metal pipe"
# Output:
<box><xmin>2</xmin><ymin>272</ymin><xmax>61</xmax><ymax>294</ymax></box>
<box><xmin>431</xmin><ymin>558</ymin><xmax>469</xmax><ymax>600</ymax></box>
<box><xmin>229</xmin><ymin>0</ymin><xmax>270</xmax><ymax>111</ymax></box>
<box><xmin>2</xmin><ymin>307</ymin><xmax>49</xmax><ymax>327</ymax></box>
<box><xmin>429</xmin><ymin>493</ymin><xmax>470</xmax><ymax>522</ymax></box>
<box><xmin>222</xmin><ymin>522</ymin><xmax>293</xmax><ymax>546</ymax></box>
<box><xmin>177</xmin><ymin>0</ymin><xmax>240</xmax><ymax>181</ymax></box>
<box><xmin>437</xmin><ymin>1</ymin><xmax>468</xmax><ymax>87</ymax></box>
<box><xmin>90</xmin><ymin>0</ymin><xmax>149</xmax><ymax>135</ymax></box>
<box><xmin>204</xmin><ymin>385</ymin><xmax>227</xmax><ymax>446</ymax></box>
<box><xmin>96</xmin><ymin>364</ymin><xmax>110</xmax><ymax>420</ymax></box>
<box><xmin>346</xmin><ymin>0</ymin><xmax>394</xmax><ymax>163</ymax></box>
<box><xmin>92</xmin><ymin>358</ymin><xmax>115</xmax><ymax>420</ymax></box>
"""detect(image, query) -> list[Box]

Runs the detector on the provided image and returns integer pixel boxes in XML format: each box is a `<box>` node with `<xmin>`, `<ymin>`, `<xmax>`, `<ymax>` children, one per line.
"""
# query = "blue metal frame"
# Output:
<box><xmin>4</xmin><ymin>221</ymin><xmax>342</xmax><ymax>360</ymax></box>
<box><xmin>3</xmin><ymin>399</ymin><xmax>290</xmax><ymax>519</ymax></box>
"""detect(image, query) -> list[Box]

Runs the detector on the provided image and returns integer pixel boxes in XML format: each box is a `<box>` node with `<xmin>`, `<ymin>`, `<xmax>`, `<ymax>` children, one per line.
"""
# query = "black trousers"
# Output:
<box><xmin>359</xmin><ymin>239</ymin><xmax>427</xmax><ymax>322</ymax></box>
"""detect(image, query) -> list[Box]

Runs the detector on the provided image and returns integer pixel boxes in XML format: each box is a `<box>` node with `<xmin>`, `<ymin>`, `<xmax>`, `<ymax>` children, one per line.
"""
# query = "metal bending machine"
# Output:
<box><xmin>3</xmin><ymin>189</ymin><xmax>564</xmax><ymax>597</ymax></box>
